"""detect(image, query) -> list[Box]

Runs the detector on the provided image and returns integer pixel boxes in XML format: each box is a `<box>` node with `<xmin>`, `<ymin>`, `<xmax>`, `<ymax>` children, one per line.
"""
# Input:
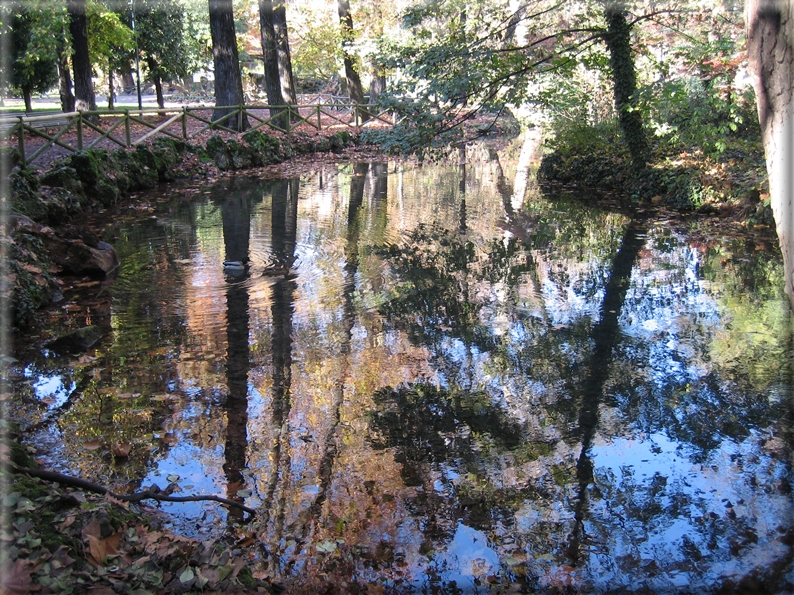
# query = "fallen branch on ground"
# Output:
<box><xmin>7</xmin><ymin>463</ymin><xmax>257</xmax><ymax>515</ymax></box>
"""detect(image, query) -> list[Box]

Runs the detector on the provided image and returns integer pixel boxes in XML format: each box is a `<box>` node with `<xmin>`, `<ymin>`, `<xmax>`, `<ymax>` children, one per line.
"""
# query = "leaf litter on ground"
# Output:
<box><xmin>1</xmin><ymin>467</ymin><xmax>282</xmax><ymax>594</ymax></box>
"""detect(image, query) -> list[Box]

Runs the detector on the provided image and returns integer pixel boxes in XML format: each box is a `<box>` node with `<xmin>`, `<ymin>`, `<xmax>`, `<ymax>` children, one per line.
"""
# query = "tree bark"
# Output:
<box><xmin>153</xmin><ymin>72</ymin><xmax>165</xmax><ymax>112</ymax></box>
<box><xmin>603</xmin><ymin>3</ymin><xmax>649</xmax><ymax>168</ymax></box>
<box><xmin>259</xmin><ymin>0</ymin><xmax>287</xmax><ymax>128</ymax></box>
<box><xmin>209</xmin><ymin>0</ymin><xmax>248</xmax><ymax>131</ymax></box>
<box><xmin>21</xmin><ymin>89</ymin><xmax>33</xmax><ymax>113</ymax></box>
<box><xmin>67</xmin><ymin>0</ymin><xmax>96</xmax><ymax>115</ymax></box>
<box><xmin>273</xmin><ymin>3</ymin><xmax>297</xmax><ymax>104</ymax></box>
<box><xmin>56</xmin><ymin>47</ymin><xmax>75</xmax><ymax>113</ymax></box>
<box><xmin>369</xmin><ymin>66</ymin><xmax>386</xmax><ymax>105</ymax></box>
<box><xmin>746</xmin><ymin>0</ymin><xmax>794</xmax><ymax>310</ymax></box>
<box><xmin>107</xmin><ymin>67</ymin><xmax>115</xmax><ymax>110</ymax></box>
<box><xmin>337</xmin><ymin>0</ymin><xmax>369</xmax><ymax>122</ymax></box>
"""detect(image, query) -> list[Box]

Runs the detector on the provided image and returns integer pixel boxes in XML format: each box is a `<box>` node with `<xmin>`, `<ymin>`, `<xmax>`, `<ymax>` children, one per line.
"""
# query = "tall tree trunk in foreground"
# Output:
<box><xmin>603</xmin><ymin>2</ymin><xmax>649</xmax><ymax>169</ymax></box>
<box><xmin>259</xmin><ymin>0</ymin><xmax>287</xmax><ymax>128</ymax></box>
<box><xmin>209</xmin><ymin>0</ymin><xmax>248</xmax><ymax>131</ymax></box>
<box><xmin>746</xmin><ymin>0</ymin><xmax>794</xmax><ymax>310</ymax></box>
<box><xmin>337</xmin><ymin>0</ymin><xmax>369</xmax><ymax>122</ymax></box>
<box><xmin>273</xmin><ymin>3</ymin><xmax>297</xmax><ymax>104</ymax></box>
<box><xmin>56</xmin><ymin>47</ymin><xmax>75</xmax><ymax>112</ymax></box>
<box><xmin>67</xmin><ymin>0</ymin><xmax>97</xmax><ymax>114</ymax></box>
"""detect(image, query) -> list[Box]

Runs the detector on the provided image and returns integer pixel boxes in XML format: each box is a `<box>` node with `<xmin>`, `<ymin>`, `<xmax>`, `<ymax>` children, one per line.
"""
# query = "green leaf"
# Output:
<box><xmin>179</xmin><ymin>568</ymin><xmax>194</xmax><ymax>583</ymax></box>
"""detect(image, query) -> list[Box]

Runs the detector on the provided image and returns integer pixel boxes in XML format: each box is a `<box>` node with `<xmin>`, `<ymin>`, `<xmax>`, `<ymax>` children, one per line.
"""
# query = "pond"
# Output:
<box><xmin>10</xmin><ymin>136</ymin><xmax>794</xmax><ymax>593</ymax></box>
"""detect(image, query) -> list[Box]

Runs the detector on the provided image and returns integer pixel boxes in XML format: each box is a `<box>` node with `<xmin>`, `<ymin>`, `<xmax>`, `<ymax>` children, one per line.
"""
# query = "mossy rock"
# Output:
<box><xmin>227</xmin><ymin>139</ymin><xmax>254</xmax><ymax>170</ymax></box>
<box><xmin>0</xmin><ymin>146</ymin><xmax>23</xmax><ymax>169</ymax></box>
<box><xmin>149</xmin><ymin>138</ymin><xmax>184</xmax><ymax>181</ymax></box>
<box><xmin>46</xmin><ymin>325</ymin><xmax>103</xmax><ymax>353</ymax></box>
<box><xmin>329</xmin><ymin>130</ymin><xmax>354</xmax><ymax>152</ymax></box>
<box><xmin>69</xmin><ymin>150</ymin><xmax>104</xmax><ymax>187</ymax></box>
<box><xmin>9</xmin><ymin>168</ymin><xmax>47</xmax><ymax>221</ymax></box>
<box><xmin>242</xmin><ymin>130</ymin><xmax>283</xmax><ymax>165</ymax></box>
<box><xmin>112</xmin><ymin>148</ymin><xmax>159</xmax><ymax>190</ymax></box>
<box><xmin>206</xmin><ymin>135</ymin><xmax>232</xmax><ymax>170</ymax></box>
<box><xmin>40</xmin><ymin>165</ymin><xmax>83</xmax><ymax>192</ymax></box>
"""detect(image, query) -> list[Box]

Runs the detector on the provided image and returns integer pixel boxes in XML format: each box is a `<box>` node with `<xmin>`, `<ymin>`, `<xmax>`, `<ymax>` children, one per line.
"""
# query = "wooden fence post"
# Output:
<box><xmin>17</xmin><ymin>117</ymin><xmax>25</xmax><ymax>163</ymax></box>
<box><xmin>125</xmin><ymin>110</ymin><xmax>131</xmax><ymax>147</ymax></box>
<box><xmin>76</xmin><ymin>112</ymin><xmax>83</xmax><ymax>151</ymax></box>
<box><xmin>182</xmin><ymin>107</ymin><xmax>187</xmax><ymax>139</ymax></box>
<box><xmin>317</xmin><ymin>106</ymin><xmax>321</xmax><ymax>130</ymax></box>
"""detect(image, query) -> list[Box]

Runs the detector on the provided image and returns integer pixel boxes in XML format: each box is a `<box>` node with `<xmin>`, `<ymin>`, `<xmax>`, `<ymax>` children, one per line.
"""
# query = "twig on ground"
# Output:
<box><xmin>7</xmin><ymin>463</ymin><xmax>257</xmax><ymax>515</ymax></box>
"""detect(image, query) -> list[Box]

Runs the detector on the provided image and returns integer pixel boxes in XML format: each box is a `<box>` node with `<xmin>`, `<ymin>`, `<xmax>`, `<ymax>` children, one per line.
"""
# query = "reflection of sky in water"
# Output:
<box><xmin>417</xmin><ymin>524</ymin><xmax>501</xmax><ymax>590</ymax></box>
<box><xmin>13</xmin><ymin>160</ymin><xmax>794</xmax><ymax>592</ymax></box>
<box><xmin>25</xmin><ymin>367</ymin><xmax>73</xmax><ymax>408</ymax></box>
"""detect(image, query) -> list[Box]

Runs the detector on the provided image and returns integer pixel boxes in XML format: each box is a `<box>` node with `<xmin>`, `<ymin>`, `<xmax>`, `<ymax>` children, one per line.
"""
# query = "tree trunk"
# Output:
<box><xmin>153</xmin><ymin>73</ymin><xmax>165</xmax><ymax>113</ymax></box>
<box><xmin>259</xmin><ymin>0</ymin><xmax>287</xmax><ymax>128</ymax></box>
<box><xmin>67</xmin><ymin>0</ymin><xmax>97</xmax><ymax>115</ymax></box>
<box><xmin>209</xmin><ymin>0</ymin><xmax>248</xmax><ymax>131</ymax></box>
<box><xmin>746</xmin><ymin>0</ymin><xmax>794</xmax><ymax>310</ymax></box>
<box><xmin>107</xmin><ymin>66</ymin><xmax>115</xmax><ymax>110</ymax></box>
<box><xmin>337</xmin><ymin>0</ymin><xmax>369</xmax><ymax>122</ymax></box>
<box><xmin>603</xmin><ymin>3</ymin><xmax>649</xmax><ymax>168</ymax></box>
<box><xmin>23</xmin><ymin>88</ymin><xmax>32</xmax><ymax>113</ymax></box>
<box><xmin>273</xmin><ymin>4</ymin><xmax>297</xmax><ymax>104</ymax></box>
<box><xmin>369</xmin><ymin>66</ymin><xmax>386</xmax><ymax>105</ymax></box>
<box><xmin>56</xmin><ymin>47</ymin><xmax>75</xmax><ymax>113</ymax></box>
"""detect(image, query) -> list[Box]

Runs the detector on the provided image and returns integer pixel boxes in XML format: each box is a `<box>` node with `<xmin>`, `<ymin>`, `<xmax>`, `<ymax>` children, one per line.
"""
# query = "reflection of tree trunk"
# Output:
<box><xmin>260</xmin><ymin>180</ymin><xmax>299</xmax><ymax>554</ymax></box>
<box><xmin>288</xmin><ymin>164</ymin><xmax>368</xmax><ymax>566</ymax></box>
<box><xmin>223</xmin><ymin>281</ymin><xmax>250</xmax><ymax>523</ymax></box>
<box><xmin>221</xmin><ymin>191</ymin><xmax>253</xmax><ymax>523</ymax></box>
<box><xmin>566</xmin><ymin>219</ymin><xmax>647</xmax><ymax>565</ymax></box>
<box><xmin>458</xmin><ymin>162</ymin><xmax>467</xmax><ymax>234</ymax></box>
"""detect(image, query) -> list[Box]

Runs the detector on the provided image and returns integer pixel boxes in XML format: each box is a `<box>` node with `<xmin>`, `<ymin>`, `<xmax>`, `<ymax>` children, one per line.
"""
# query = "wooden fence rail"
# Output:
<box><xmin>0</xmin><ymin>103</ymin><xmax>396</xmax><ymax>167</ymax></box>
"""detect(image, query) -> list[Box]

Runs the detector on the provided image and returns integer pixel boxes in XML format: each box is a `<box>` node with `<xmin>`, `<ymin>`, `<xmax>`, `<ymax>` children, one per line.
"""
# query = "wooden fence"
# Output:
<box><xmin>0</xmin><ymin>102</ymin><xmax>395</xmax><ymax>167</ymax></box>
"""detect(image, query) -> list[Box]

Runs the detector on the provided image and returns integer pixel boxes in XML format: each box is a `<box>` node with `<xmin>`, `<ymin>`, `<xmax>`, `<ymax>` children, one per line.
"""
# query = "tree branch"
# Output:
<box><xmin>7</xmin><ymin>463</ymin><xmax>257</xmax><ymax>515</ymax></box>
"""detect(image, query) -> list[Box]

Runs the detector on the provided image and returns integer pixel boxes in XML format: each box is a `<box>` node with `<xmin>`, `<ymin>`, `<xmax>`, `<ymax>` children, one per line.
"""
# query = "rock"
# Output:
<box><xmin>46</xmin><ymin>325</ymin><xmax>103</xmax><ymax>353</ymax></box>
<box><xmin>12</xmin><ymin>213</ymin><xmax>120</xmax><ymax>277</ymax></box>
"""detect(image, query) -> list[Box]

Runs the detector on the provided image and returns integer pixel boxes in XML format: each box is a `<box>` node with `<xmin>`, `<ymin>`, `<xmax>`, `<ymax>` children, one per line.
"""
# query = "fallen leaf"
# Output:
<box><xmin>87</xmin><ymin>531</ymin><xmax>123</xmax><ymax>566</ymax></box>
<box><xmin>20</xmin><ymin>263</ymin><xmax>42</xmax><ymax>274</ymax></box>
<box><xmin>112</xmin><ymin>442</ymin><xmax>132</xmax><ymax>458</ymax></box>
<box><xmin>82</xmin><ymin>440</ymin><xmax>102</xmax><ymax>451</ymax></box>
<box><xmin>0</xmin><ymin>559</ymin><xmax>36</xmax><ymax>594</ymax></box>
<box><xmin>179</xmin><ymin>568</ymin><xmax>195</xmax><ymax>583</ymax></box>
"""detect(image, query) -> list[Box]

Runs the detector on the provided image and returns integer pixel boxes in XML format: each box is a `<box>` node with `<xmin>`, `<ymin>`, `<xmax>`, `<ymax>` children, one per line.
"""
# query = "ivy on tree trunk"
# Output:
<box><xmin>603</xmin><ymin>3</ymin><xmax>649</xmax><ymax>169</ymax></box>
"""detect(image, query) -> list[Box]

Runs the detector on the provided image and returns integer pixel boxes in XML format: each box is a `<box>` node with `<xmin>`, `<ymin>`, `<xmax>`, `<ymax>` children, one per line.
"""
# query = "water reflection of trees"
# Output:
<box><xmin>14</xmin><ymin>154</ymin><xmax>794</xmax><ymax>592</ymax></box>
<box><xmin>373</xmin><ymin>185</ymin><xmax>794</xmax><ymax>591</ymax></box>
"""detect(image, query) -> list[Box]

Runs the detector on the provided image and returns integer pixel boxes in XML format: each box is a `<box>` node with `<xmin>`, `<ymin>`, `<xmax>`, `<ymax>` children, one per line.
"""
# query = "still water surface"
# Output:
<box><xmin>13</xmin><ymin>141</ymin><xmax>794</xmax><ymax>593</ymax></box>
